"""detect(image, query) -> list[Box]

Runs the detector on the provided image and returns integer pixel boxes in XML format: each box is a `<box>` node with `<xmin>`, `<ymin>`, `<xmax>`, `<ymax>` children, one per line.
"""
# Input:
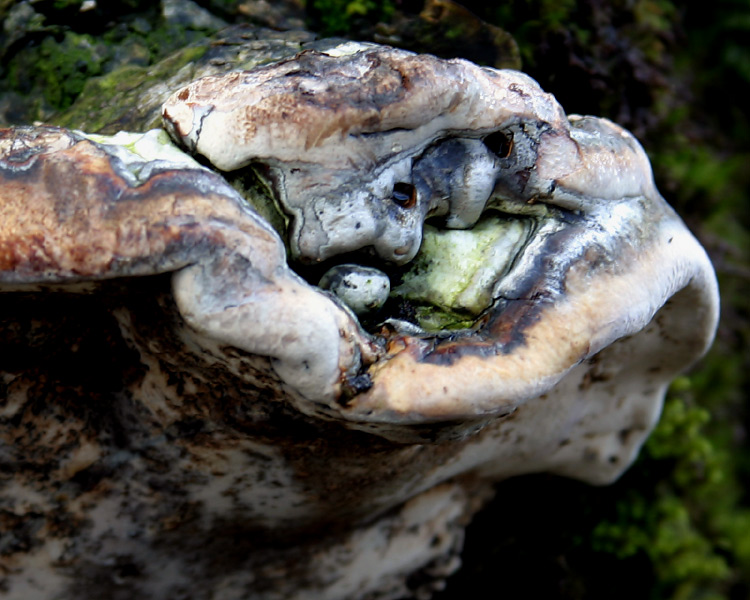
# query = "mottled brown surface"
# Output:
<box><xmin>0</xmin><ymin>127</ymin><xmax>279</xmax><ymax>283</ymax></box>
<box><xmin>0</xmin><ymin>124</ymin><xmax>486</xmax><ymax>598</ymax></box>
<box><xmin>0</xmin><ymin>272</ymin><xmax>487</xmax><ymax>598</ymax></box>
<box><xmin>162</xmin><ymin>43</ymin><xmax>568</xmax><ymax>172</ymax></box>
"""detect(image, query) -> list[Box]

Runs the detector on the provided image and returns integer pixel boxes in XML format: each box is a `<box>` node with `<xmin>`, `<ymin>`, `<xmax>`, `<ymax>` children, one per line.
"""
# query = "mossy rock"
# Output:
<box><xmin>53</xmin><ymin>26</ymin><xmax>317</xmax><ymax>134</ymax></box>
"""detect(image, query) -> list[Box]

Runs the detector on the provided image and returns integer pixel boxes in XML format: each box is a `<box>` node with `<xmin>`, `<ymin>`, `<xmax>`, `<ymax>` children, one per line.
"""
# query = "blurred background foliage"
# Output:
<box><xmin>1</xmin><ymin>0</ymin><xmax>748</xmax><ymax>598</ymax></box>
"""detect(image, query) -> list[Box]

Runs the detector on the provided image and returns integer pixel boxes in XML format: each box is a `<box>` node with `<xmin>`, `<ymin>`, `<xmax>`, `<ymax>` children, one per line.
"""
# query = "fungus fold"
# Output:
<box><xmin>0</xmin><ymin>39</ymin><xmax>720</xmax><ymax>600</ymax></box>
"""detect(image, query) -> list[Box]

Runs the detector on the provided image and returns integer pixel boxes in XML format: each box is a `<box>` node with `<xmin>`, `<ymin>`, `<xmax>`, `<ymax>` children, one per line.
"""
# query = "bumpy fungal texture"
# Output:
<box><xmin>0</xmin><ymin>41</ymin><xmax>720</xmax><ymax>600</ymax></box>
<box><xmin>319</xmin><ymin>263</ymin><xmax>391</xmax><ymax>316</ymax></box>
<box><xmin>162</xmin><ymin>43</ymin><xmax>569</xmax><ymax>264</ymax></box>
<box><xmin>163</xmin><ymin>42</ymin><xmax>718</xmax><ymax>446</ymax></box>
<box><xmin>0</xmin><ymin>126</ymin><xmax>378</xmax><ymax>404</ymax></box>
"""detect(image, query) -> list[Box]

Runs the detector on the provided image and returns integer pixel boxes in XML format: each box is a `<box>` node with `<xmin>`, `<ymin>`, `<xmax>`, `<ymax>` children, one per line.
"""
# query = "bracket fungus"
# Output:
<box><xmin>0</xmin><ymin>41</ymin><xmax>719</xmax><ymax>600</ymax></box>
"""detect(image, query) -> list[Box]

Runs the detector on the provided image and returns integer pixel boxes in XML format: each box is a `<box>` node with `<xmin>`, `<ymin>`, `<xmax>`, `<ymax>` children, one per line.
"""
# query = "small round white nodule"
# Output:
<box><xmin>319</xmin><ymin>265</ymin><xmax>390</xmax><ymax>316</ymax></box>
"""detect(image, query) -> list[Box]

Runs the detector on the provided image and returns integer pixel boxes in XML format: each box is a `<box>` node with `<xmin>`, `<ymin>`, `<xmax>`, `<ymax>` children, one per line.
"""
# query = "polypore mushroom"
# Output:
<box><xmin>0</xmin><ymin>41</ymin><xmax>718</xmax><ymax>600</ymax></box>
<box><xmin>162</xmin><ymin>42</ymin><xmax>718</xmax><ymax>443</ymax></box>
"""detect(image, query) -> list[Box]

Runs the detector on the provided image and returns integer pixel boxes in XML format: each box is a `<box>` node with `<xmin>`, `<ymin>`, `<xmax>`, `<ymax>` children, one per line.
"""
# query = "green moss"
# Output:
<box><xmin>53</xmin><ymin>43</ymin><xmax>209</xmax><ymax>132</ymax></box>
<box><xmin>7</xmin><ymin>31</ymin><xmax>108</xmax><ymax>111</ymax></box>
<box><xmin>0</xmin><ymin>1</ymin><xmax>226</xmax><ymax>126</ymax></box>
<box><xmin>587</xmin><ymin>374</ymin><xmax>750</xmax><ymax>599</ymax></box>
<box><xmin>310</xmin><ymin>0</ymin><xmax>395</xmax><ymax>35</ymax></box>
<box><xmin>53</xmin><ymin>64</ymin><xmax>148</xmax><ymax>132</ymax></box>
<box><xmin>52</xmin><ymin>26</ymin><xmax>317</xmax><ymax>133</ymax></box>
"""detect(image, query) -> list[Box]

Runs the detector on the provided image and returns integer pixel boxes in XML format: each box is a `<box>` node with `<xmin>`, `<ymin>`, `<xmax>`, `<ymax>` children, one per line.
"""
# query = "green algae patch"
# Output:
<box><xmin>54</xmin><ymin>43</ymin><xmax>210</xmax><ymax>133</ymax></box>
<box><xmin>226</xmin><ymin>167</ymin><xmax>291</xmax><ymax>247</ymax></box>
<box><xmin>392</xmin><ymin>215</ymin><xmax>530</xmax><ymax>331</ymax></box>
<box><xmin>53</xmin><ymin>27</ymin><xmax>317</xmax><ymax>134</ymax></box>
<box><xmin>6</xmin><ymin>31</ymin><xmax>109</xmax><ymax>113</ymax></box>
<box><xmin>80</xmin><ymin>129</ymin><xmax>203</xmax><ymax>172</ymax></box>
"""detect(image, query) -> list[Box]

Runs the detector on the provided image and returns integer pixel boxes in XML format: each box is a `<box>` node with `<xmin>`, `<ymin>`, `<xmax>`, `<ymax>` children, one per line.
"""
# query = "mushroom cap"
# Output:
<box><xmin>2</xmin><ymin>43</ymin><xmax>719</xmax><ymax>483</ymax></box>
<box><xmin>0</xmin><ymin>39</ymin><xmax>722</xmax><ymax>600</ymax></box>
<box><xmin>0</xmin><ymin>125</ymin><xmax>377</xmax><ymax>403</ymax></box>
<box><xmin>162</xmin><ymin>43</ymin><xmax>574</xmax><ymax>264</ymax></box>
<box><xmin>161</xmin><ymin>43</ymin><xmax>567</xmax><ymax>169</ymax></box>
<box><xmin>162</xmin><ymin>43</ymin><xmax>663</xmax><ymax>270</ymax></box>
<box><xmin>162</xmin><ymin>41</ymin><xmax>718</xmax><ymax>418</ymax></box>
<box><xmin>0</xmin><ymin>42</ymin><xmax>722</xmax><ymax>600</ymax></box>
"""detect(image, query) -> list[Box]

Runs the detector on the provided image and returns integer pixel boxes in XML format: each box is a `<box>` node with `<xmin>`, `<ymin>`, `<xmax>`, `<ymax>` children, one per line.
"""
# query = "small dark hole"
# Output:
<box><xmin>392</xmin><ymin>182</ymin><xmax>417</xmax><ymax>208</ymax></box>
<box><xmin>484</xmin><ymin>131</ymin><xmax>513</xmax><ymax>158</ymax></box>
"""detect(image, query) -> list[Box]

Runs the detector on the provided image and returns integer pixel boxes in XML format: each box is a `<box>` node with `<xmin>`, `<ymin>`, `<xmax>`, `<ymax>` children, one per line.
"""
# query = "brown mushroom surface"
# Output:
<box><xmin>0</xmin><ymin>42</ymin><xmax>719</xmax><ymax>600</ymax></box>
<box><xmin>162</xmin><ymin>42</ymin><xmax>718</xmax><ymax>438</ymax></box>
